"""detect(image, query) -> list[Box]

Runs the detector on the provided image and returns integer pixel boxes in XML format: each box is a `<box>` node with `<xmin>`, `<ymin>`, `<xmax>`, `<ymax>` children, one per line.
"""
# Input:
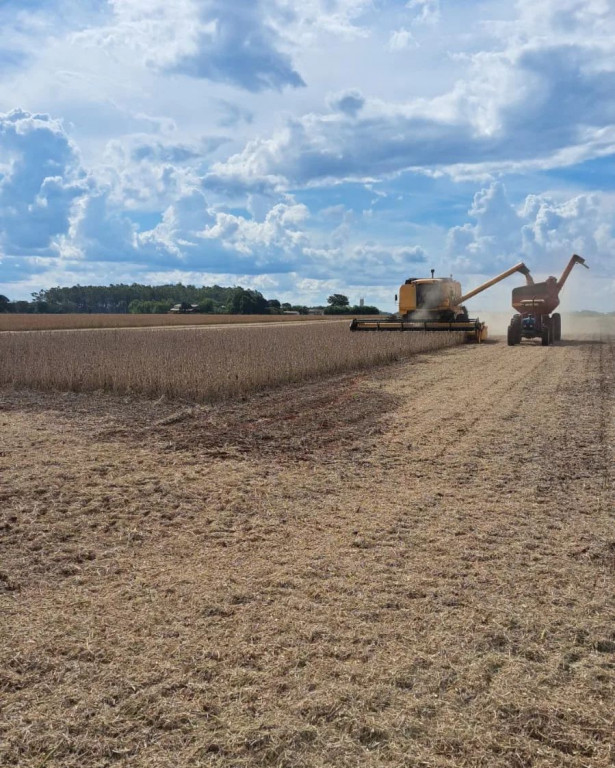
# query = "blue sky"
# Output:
<box><xmin>0</xmin><ymin>0</ymin><xmax>613</xmax><ymax>310</ymax></box>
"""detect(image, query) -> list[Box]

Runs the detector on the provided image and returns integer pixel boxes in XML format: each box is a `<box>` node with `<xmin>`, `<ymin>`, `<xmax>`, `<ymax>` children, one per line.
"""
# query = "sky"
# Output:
<box><xmin>0</xmin><ymin>0</ymin><xmax>613</xmax><ymax>311</ymax></box>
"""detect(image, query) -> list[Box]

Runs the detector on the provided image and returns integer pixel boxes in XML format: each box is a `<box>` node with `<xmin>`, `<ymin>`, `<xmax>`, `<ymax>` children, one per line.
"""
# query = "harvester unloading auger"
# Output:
<box><xmin>507</xmin><ymin>254</ymin><xmax>589</xmax><ymax>346</ymax></box>
<box><xmin>350</xmin><ymin>261</ymin><xmax>533</xmax><ymax>342</ymax></box>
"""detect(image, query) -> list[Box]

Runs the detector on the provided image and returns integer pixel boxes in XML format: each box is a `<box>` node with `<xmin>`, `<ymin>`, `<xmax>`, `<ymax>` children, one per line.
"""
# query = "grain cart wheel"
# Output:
<box><xmin>552</xmin><ymin>312</ymin><xmax>561</xmax><ymax>341</ymax></box>
<box><xmin>541</xmin><ymin>324</ymin><xmax>551</xmax><ymax>346</ymax></box>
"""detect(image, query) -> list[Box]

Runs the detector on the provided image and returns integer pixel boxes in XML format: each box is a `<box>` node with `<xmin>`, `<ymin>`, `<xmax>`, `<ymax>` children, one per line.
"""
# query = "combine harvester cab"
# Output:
<box><xmin>350</xmin><ymin>262</ymin><xmax>533</xmax><ymax>343</ymax></box>
<box><xmin>507</xmin><ymin>254</ymin><xmax>589</xmax><ymax>346</ymax></box>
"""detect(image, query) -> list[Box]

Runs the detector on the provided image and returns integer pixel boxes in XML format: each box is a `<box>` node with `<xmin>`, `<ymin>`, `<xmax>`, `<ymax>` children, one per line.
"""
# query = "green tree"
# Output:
<box><xmin>196</xmin><ymin>299</ymin><xmax>216</xmax><ymax>313</ymax></box>
<box><xmin>351</xmin><ymin>304</ymin><xmax>380</xmax><ymax>315</ymax></box>
<box><xmin>327</xmin><ymin>293</ymin><xmax>349</xmax><ymax>307</ymax></box>
<box><xmin>196</xmin><ymin>299</ymin><xmax>216</xmax><ymax>314</ymax></box>
<box><xmin>12</xmin><ymin>300</ymin><xmax>34</xmax><ymax>313</ymax></box>
<box><xmin>129</xmin><ymin>299</ymin><xmax>173</xmax><ymax>314</ymax></box>
<box><xmin>0</xmin><ymin>295</ymin><xmax>10</xmax><ymax>313</ymax></box>
<box><xmin>227</xmin><ymin>287</ymin><xmax>268</xmax><ymax>314</ymax></box>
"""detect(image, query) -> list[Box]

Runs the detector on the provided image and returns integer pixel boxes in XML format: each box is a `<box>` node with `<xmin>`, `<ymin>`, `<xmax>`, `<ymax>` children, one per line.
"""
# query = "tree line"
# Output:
<box><xmin>0</xmin><ymin>285</ymin><xmax>380</xmax><ymax>315</ymax></box>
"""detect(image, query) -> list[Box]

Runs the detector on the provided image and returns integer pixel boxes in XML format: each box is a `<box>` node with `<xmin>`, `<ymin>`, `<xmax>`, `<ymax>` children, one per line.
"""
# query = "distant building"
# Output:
<box><xmin>359</xmin><ymin>298</ymin><xmax>364</xmax><ymax>307</ymax></box>
<box><xmin>283</xmin><ymin>310</ymin><xmax>301</xmax><ymax>315</ymax></box>
<box><xmin>169</xmin><ymin>303</ymin><xmax>199</xmax><ymax>313</ymax></box>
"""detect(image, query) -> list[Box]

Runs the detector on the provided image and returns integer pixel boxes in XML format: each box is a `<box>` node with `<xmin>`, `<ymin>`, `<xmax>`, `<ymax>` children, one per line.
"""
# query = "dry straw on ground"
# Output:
<box><xmin>1</xmin><ymin>325</ymin><xmax>613</xmax><ymax>768</ymax></box>
<box><xmin>0</xmin><ymin>323</ymin><xmax>463</xmax><ymax>401</ymax></box>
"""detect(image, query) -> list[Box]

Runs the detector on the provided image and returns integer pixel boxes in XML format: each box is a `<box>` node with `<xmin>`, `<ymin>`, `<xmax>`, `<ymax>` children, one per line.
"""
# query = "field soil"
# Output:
<box><xmin>1</xmin><ymin>323</ymin><xmax>614</xmax><ymax>767</ymax></box>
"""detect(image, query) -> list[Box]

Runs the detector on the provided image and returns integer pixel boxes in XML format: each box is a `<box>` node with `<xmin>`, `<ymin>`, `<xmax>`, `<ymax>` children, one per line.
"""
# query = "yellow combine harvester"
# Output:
<box><xmin>350</xmin><ymin>262</ymin><xmax>534</xmax><ymax>342</ymax></box>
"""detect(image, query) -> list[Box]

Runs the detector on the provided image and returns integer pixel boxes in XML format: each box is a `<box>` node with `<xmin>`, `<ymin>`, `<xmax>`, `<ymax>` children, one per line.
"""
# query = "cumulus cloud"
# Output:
<box><xmin>327</xmin><ymin>89</ymin><xmax>365</xmax><ymax>116</ymax></box>
<box><xmin>167</xmin><ymin>0</ymin><xmax>305</xmax><ymax>92</ymax></box>
<box><xmin>207</xmin><ymin>0</ymin><xmax>615</xmax><ymax>189</ymax></box>
<box><xmin>275</xmin><ymin>0</ymin><xmax>372</xmax><ymax>39</ymax></box>
<box><xmin>447</xmin><ymin>181</ymin><xmax>615</xmax><ymax>276</ymax></box>
<box><xmin>0</xmin><ymin>109</ymin><xmax>322</xmax><ymax>283</ymax></box>
<box><xmin>100</xmin><ymin>134</ymin><xmax>229</xmax><ymax>211</ymax></box>
<box><xmin>406</xmin><ymin>0</ymin><xmax>440</xmax><ymax>26</ymax></box>
<box><xmin>75</xmin><ymin>0</ymin><xmax>305</xmax><ymax>92</ymax></box>
<box><xmin>0</xmin><ymin>109</ymin><xmax>86</xmax><ymax>255</ymax></box>
<box><xmin>0</xmin><ymin>110</ymin><xmax>433</xmax><ymax>296</ymax></box>
<box><xmin>388</xmin><ymin>28</ymin><xmax>416</xmax><ymax>51</ymax></box>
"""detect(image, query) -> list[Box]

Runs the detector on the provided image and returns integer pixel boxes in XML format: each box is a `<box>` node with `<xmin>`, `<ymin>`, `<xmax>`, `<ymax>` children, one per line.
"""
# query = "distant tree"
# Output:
<box><xmin>351</xmin><ymin>304</ymin><xmax>380</xmax><ymax>315</ymax></box>
<box><xmin>0</xmin><ymin>295</ymin><xmax>10</xmax><ymax>313</ymax></box>
<box><xmin>12</xmin><ymin>300</ymin><xmax>34</xmax><ymax>313</ymax></box>
<box><xmin>227</xmin><ymin>287</ymin><xmax>268</xmax><ymax>314</ymax></box>
<box><xmin>327</xmin><ymin>293</ymin><xmax>349</xmax><ymax>307</ymax></box>
<box><xmin>128</xmin><ymin>299</ymin><xmax>143</xmax><ymax>314</ymax></box>
<box><xmin>30</xmin><ymin>283</ymin><xmax>282</xmax><ymax>314</ymax></box>
<box><xmin>323</xmin><ymin>305</ymin><xmax>349</xmax><ymax>315</ymax></box>
<box><xmin>196</xmin><ymin>299</ymin><xmax>216</xmax><ymax>313</ymax></box>
<box><xmin>267</xmin><ymin>299</ymin><xmax>281</xmax><ymax>314</ymax></box>
<box><xmin>129</xmin><ymin>299</ymin><xmax>174</xmax><ymax>314</ymax></box>
<box><xmin>324</xmin><ymin>303</ymin><xmax>380</xmax><ymax>316</ymax></box>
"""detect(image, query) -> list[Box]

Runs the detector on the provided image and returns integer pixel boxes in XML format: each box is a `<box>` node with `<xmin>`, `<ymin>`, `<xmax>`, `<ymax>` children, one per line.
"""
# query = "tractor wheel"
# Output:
<box><xmin>541</xmin><ymin>324</ymin><xmax>550</xmax><ymax>346</ymax></box>
<box><xmin>507</xmin><ymin>325</ymin><xmax>517</xmax><ymax>346</ymax></box>
<box><xmin>511</xmin><ymin>316</ymin><xmax>522</xmax><ymax>345</ymax></box>
<box><xmin>552</xmin><ymin>312</ymin><xmax>561</xmax><ymax>341</ymax></box>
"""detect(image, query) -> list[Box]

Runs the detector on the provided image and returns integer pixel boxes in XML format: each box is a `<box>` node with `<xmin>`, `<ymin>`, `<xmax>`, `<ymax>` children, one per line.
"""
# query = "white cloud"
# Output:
<box><xmin>207</xmin><ymin>0</ymin><xmax>615</xmax><ymax>188</ymax></box>
<box><xmin>447</xmin><ymin>181</ymin><xmax>615</xmax><ymax>278</ymax></box>
<box><xmin>73</xmin><ymin>0</ymin><xmax>307</xmax><ymax>92</ymax></box>
<box><xmin>0</xmin><ymin>109</ymin><xmax>87</xmax><ymax>256</ymax></box>
<box><xmin>388</xmin><ymin>28</ymin><xmax>416</xmax><ymax>51</ymax></box>
<box><xmin>406</xmin><ymin>0</ymin><xmax>440</xmax><ymax>26</ymax></box>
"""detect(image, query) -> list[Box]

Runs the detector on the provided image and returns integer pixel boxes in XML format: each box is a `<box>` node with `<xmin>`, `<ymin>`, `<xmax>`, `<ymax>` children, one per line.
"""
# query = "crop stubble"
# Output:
<box><xmin>0</xmin><ymin>319</ymin><xmax>614</xmax><ymax>767</ymax></box>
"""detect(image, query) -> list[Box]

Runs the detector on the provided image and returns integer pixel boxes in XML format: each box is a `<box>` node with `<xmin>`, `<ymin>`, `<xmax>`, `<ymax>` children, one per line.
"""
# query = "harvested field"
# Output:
<box><xmin>0</xmin><ymin>313</ymin><xmax>345</xmax><ymax>332</ymax></box>
<box><xmin>0</xmin><ymin>323</ymin><xmax>462</xmax><ymax>401</ymax></box>
<box><xmin>1</xmin><ymin>320</ymin><xmax>614</xmax><ymax>768</ymax></box>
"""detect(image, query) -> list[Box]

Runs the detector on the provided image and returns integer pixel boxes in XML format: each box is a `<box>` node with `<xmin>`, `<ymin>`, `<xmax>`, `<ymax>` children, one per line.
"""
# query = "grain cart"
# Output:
<box><xmin>350</xmin><ymin>261</ymin><xmax>533</xmax><ymax>342</ymax></box>
<box><xmin>507</xmin><ymin>254</ymin><xmax>589</xmax><ymax>346</ymax></box>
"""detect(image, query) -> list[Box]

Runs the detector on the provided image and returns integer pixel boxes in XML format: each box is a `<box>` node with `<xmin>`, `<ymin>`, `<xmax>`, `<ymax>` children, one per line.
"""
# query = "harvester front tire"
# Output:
<box><xmin>552</xmin><ymin>313</ymin><xmax>561</xmax><ymax>341</ymax></box>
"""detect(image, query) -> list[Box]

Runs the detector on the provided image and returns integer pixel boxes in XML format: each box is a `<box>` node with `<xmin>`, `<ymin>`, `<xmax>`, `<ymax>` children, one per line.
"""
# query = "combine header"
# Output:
<box><xmin>350</xmin><ymin>262</ymin><xmax>533</xmax><ymax>342</ymax></box>
<box><xmin>507</xmin><ymin>254</ymin><xmax>589</xmax><ymax>346</ymax></box>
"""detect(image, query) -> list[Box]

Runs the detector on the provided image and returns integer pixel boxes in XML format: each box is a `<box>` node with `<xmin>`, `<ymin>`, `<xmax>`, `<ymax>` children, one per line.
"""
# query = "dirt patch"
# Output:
<box><xmin>0</xmin><ymin>366</ymin><xmax>400</xmax><ymax>461</ymax></box>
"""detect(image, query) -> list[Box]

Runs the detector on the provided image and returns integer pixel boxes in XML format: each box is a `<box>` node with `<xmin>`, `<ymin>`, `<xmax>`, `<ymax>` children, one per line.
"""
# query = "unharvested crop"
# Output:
<box><xmin>0</xmin><ymin>313</ymin><xmax>343</xmax><ymax>332</ymax></box>
<box><xmin>0</xmin><ymin>323</ymin><xmax>462</xmax><ymax>401</ymax></box>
